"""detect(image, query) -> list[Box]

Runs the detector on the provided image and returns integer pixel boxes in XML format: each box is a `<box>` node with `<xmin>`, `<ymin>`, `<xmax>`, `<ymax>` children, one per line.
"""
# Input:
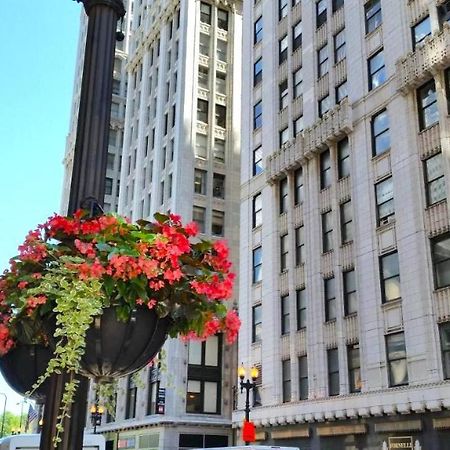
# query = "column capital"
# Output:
<box><xmin>76</xmin><ymin>0</ymin><xmax>126</xmax><ymax>18</ymax></box>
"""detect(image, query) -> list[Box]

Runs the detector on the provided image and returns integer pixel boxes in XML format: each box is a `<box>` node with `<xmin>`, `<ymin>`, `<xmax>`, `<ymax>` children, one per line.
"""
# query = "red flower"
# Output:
<box><xmin>184</xmin><ymin>222</ymin><xmax>198</xmax><ymax>237</ymax></box>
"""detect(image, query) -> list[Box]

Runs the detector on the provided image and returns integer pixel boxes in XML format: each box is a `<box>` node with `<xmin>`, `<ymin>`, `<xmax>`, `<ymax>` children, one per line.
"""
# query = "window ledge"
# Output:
<box><xmin>381</xmin><ymin>298</ymin><xmax>402</xmax><ymax>309</ymax></box>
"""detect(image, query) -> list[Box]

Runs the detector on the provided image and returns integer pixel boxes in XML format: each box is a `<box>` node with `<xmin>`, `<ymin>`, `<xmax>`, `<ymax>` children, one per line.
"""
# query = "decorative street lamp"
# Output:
<box><xmin>238</xmin><ymin>364</ymin><xmax>259</xmax><ymax>445</ymax></box>
<box><xmin>90</xmin><ymin>403</ymin><xmax>104</xmax><ymax>434</ymax></box>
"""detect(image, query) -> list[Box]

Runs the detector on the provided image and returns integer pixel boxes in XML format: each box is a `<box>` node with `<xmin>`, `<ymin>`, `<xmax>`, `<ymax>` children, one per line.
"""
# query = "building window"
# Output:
<box><xmin>336</xmin><ymin>194</ymin><xmax>350</xmax><ymax>239</ymax></box>
<box><xmin>187</xmin><ymin>336</ymin><xmax>222</xmax><ymax>414</ymax></box>
<box><xmin>200</xmin><ymin>2</ymin><xmax>212</xmax><ymax>25</ymax></box>
<box><xmin>293</xmin><ymin>68</ymin><xmax>303</xmax><ymax>98</ymax></box>
<box><xmin>195</xmin><ymin>133</ymin><xmax>207</xmax><ymax>159</ymax></box>
<box><xmin>319</xmin><ymin>95</ymin><xmax>331</xmax><ymax>117</ymax></box>
<box><xmin>432</xmin><ymin>234</ymin><xmax>450</xmax><ymax>289</ymax></box>
<box><xmin>372</xmin><ymin>109</ymin><xmax>390</xmax><ymax>156</ymax></box>
<box><xmin>254</xmin><ymin>58</ymin><xmax>262</xmax><ymax>86</ymax></box>
<box><xmin>279</xmin><ymin>35</ymin><xmax>288</xmax><ymax>64</ymax></box>
<box><xmin>439</xmin><ymin>322</ymin><xmax>450</xmax><ymax>379</ymax></box>
<box><xmin>212</xmin><ymin>210</ymin><xmax>225</xmax><ymax>236</ymax></box>
<box><xmin>336</xmin><ymin>80</ymin><xmax>348</xmax><ymax>103</ymax></box>
<box><xmin>327</xmin><ymin>348</ymin><xmax>339</xmax><ymax>396</ymax></box>
<box><xmin>298</xmin><ymin>355</ymin><xmax>308</xmax><ymax>400</ymax></box>
<box><xmin>294</xmin><ymin>168</ymin><xmax>304</xmax><ymax>205</ymax></box>
<box><xmin>215</xmin><ymin>104</ymin><xmax>226</xmax><ymax>128</ymax></box>
<box><xmin>334</xmin><ymin>28</ymin><xmax>346</xmax><ymax>63</ymax></box>
<box><xmin>324</xmin><ymin>277</ymin><xmax>336</xmax><ymax>321</ymax></box>
<box><xmin>376</xmin><ymin>177</ymin><xmax>394</xmax><ymax>226</ymax></box>
<box><xmin>337</xmin><ymin>137</ymin><xmax>350</xmax><ymax>179</ymax></box>
<box><xmin>253</xmin><ymin>246</ymin><xmax>262</xmax><ymax>283</ymax></box>
<box><xmin>281</xmin><ymin>294</ymin><xmax>290</xmax><ymax>335</ymax></box>
<box><xmin>293</xmin><ymin>21</ymin><xmax>302</xmax><ymax>50</ymax></box>
<box><xmin>279</xmin><ymin>0</ymin><xmax>288</xmax><ymax>19</ymax></box>
<box><xmin>147</xmin><ymin>364</ymin><xmax>160</xmax><ymax>415</ymax></box>
<box><xmin>252</xmin><ymin>304</ymin><xmax>262</xmax><ymax>343</ymax></box>
<box><xmin>368</xmin><ymin>49</ymin><xmax>386</xmax><ymax>91</ymax></box>
<box><xmin>213</xmin><ymin>138</ymin><xmax>225</xmax><ymax>163</ymax></box>
<box><xmin>438</xmin><ymin>1</ymin><xmax>450</xmax><ymax>27</ymax></box>
<box><xmin>279</xmin><ymin>177</ymin><xmax>288</xmax><ymax>214</ymax></box>
<box><xmin>296</xmin><ymin>288</ymin><xmax>306</xmax><ymax>330</ymax></box>
<box><xmin>199</xmin><ymin>33</ymin><xmax>210</xmax><ymax>56</ymax></box>
<box><xmin>295</xmin><ymin>226</ymin><xmax>305</xmax><ymax>266</ymax></box>
<box><xmin>446</xmin><ymin>69</ymin><xmax>450</xmax><ymax>114</ymax></box>
<box><xmin>365</xmin><ymin>0</ymin><xmax>382</xmax><ymax>34</ymax></box>
<box><xmin>254</xmin><ymin>101</ymin><xmax>262</xmax><ymax>129</ymax></box>
<box><xmin>316</xmin><ymin>0</ymin><xmax>327</xmax><ymax>28</ymax></box>
<box><xmin>105</xmin><ymin>177</ymin><xmax>113</xmax><ymax>195</ymax></box>
<box><xmin>279</xmin><ymin>80</ymin><xmax>289</xmax><ymax>110</ymax></box>
<box><xmin>386</xmin><ymin>332</ymin><xmax>408</xmax><ymax>387</ymax></box>
<box><xmin>193</xmin><ymin>206</ymin><xmax>206</xmax><ymax>233</ymax></box>
<box><xmin>320</xmin><ymin>149</ymin><xmax>332</xmax><ymax>189</ymax></box>
<box><xmin>332</xmin><ymin>0</ymin><xmax>344</xmax><ymax>12</ymax></box>
<box><xmin>254</xmin><ymin>16</ymin><xmax>263</xmax><ymax>44</ymax></box>
<box><xmin>412</xmin><ymin>16</ymin><xmax>431</xmax><ymax>49</ymax></box>
<box><xmin>216</xmin><ymin>71</ymin><xmax>226</xmax><ymax>94</ymax></box>
<box><xmin>217</xmin><ymin>39</ymin><xmax>227</xmax><ymax>61</ymax></box>
<box><xmin>279</xmin><ymin>127</ymin><xmax>289</xmax><ymax>147</ymax></box>
<box><xmin>343</xmin><ymin>269</ymin><xmax>357</xmax><ymax>315</ymax></box>
<box><xmin>194</xmin><ymin>169</ymin><xmax>207</xmax><ymax>195</ymax></box>
<box><xmin>253</xmin><ymin>193</ymin><xmax>262</xmax><ymax>228</ymax></box>
<box><xmin>417</xmin><ymin>80</ymin><xmax>439</xmax><ymax>131</ymax></box>
<box><xmin>425</xmin><ymin>153</ymin><xmax>446</xmax><ymax>206</ymax></box>
<box><xmin>294</xmin><ymin>116</ymin><xmax>304</xmax><ymax>135</ymax></box>
<box><xmin>322</xmin><ymin>210</ymin><xmax>333</xmax><ymax>253</ymax></box>
<box><xmin>380</xmin><ymin>252</ymin><xmax>401</xmax><ymax>303</ymax></box>
<box><xmin>253</xmin><ymin>146</ymin><xmax>263</xmax><ymax>175</ymax></box>
<box><xmin>198</xmin><ymin>66</ymin><xmax>209</xmax><ymax>89</ymax></box>
<box><xmin>125</xmin><ymin>375</ymin><xmax>137</xmax><ymax>419</ymax></box>
<box><xmin>282</xmin><ymin>359</ymin><xmax>291</xmax><ymax>402</ymax></box>
<box><xmin>217</xmin><ymin>9</ymin><xmax>228</xmax><ymax>30</ymax></box>
<box><xmin>348</xmin><ymin>344</ymin><xmax>361</xmax><ymax>393</ymax></box>
<box><xmin>213</xmin><ymin>173</ymin><xmax>225</xmax><ymax>198</ymax></box>
<box><xmin>280</xmin><ymin>234</ymin><xmax>289</xmax><ymax>272</ymax></box>
<box><xmin>197</xmin><ymin>99</ymin><xmax>209</xmax><ymax>123</ymax></box>
<box><xmin>318</xmin><ymin>44</ymin><xmax>329</xmax><ymax>77</ymax></box>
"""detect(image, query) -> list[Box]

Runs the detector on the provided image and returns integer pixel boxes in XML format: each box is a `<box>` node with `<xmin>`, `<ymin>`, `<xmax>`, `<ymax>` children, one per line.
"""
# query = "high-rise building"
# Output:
<box><xmin>238</xmin><ymin>0</ymin><xmax>450</xmax><ymax>448</ymax></box>
<box><xmin>63</xmin><ymin>1</ymin><xmax>243</xmax><ymax>449</ymax></box>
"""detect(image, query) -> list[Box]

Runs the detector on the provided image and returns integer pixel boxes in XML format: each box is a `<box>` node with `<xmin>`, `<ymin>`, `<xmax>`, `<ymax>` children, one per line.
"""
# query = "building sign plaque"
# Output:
<box><xmin>156</xmin><ymin>387</ymin><xmax>166</xmax><ymax>414</ymax></box>
<box><xmin>388</xmin><ymin>436</ymin><xmax>413</xmax><ymax>449</ymax></box>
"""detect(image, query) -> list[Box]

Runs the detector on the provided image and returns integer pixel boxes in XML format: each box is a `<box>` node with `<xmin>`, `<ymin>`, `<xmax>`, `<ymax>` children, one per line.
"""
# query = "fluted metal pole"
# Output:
<box><xmin>40</xmin><ymin>1</ymin><xmax>125</xmax><ymax>449</ymax></box>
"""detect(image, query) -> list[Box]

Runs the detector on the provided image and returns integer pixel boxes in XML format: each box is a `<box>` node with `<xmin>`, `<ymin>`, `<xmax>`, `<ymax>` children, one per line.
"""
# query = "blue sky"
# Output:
<box><xmin>0</xmin><ymin>1</ymin><xmax>80</xmax><ymax>413</ymax></box>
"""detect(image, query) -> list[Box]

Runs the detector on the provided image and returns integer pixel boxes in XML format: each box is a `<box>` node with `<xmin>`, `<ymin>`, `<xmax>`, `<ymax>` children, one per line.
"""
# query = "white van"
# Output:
<box><xmin>0</xmin><ymin>433</ymin><xmax>105</xmax><ymax>450</ymax></box>
<box><xmin>193</xmin><ymin>447</ymin><xmax>300</xmax><ymax>450</ymax></box>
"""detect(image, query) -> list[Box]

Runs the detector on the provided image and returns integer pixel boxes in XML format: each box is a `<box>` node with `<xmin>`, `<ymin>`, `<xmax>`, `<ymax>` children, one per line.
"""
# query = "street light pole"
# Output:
<box><xmin>238</xmin><ymin>365</ymin><xmax>259</xmax><ymax>445</ymax></box>
<box><xmin>39</xmin><ymin>1</ymin><xmax>126</xmax><ymax>449</ymax></box>
<box><xmin>0</xmin><ymin>393</ymin><xmax>7</xmax><ymax>438</ymax></box>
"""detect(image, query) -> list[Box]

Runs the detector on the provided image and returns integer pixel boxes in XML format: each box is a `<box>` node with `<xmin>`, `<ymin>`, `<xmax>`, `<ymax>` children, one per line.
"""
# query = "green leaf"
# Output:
<box><xmin>153</xmin><ymin>212</ymin><xmax>169</xmax><ymax>224</ymax></box>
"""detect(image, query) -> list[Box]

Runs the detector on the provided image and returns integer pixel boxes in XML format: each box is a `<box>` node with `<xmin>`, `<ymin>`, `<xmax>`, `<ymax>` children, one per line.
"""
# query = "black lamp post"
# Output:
<box><xmin>39</xmin><ymin>1</ymin><xmax>126</xmax><ymax>449</ymax></box>
<box><xmin>90</xmin><ymin>403</ymin><xmax>104</xmax><ymax>434</ymax></box>
<box><xmin>238</xmin><ymin>364</ymin><xmax>259</xmax><ymax>445</ymax></box>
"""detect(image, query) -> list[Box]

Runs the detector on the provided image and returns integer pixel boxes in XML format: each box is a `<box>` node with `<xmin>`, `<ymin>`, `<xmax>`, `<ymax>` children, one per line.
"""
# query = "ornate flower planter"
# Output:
<box><xmin>46</xmin><ymin>306</ymin><xmax>172</xmax><ymax>379</ymax></box>
<box><xmin>0</xmin><ymin>343</ymin><xmax>52</xmax><ymax>402</ymax></box>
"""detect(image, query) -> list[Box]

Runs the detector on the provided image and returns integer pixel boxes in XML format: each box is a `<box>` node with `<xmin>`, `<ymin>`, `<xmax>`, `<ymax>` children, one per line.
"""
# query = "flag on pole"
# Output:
<box><xmin>25</xmin><ymin>404</ymin><xmax>38</xmax><ymax>433</ymax></box>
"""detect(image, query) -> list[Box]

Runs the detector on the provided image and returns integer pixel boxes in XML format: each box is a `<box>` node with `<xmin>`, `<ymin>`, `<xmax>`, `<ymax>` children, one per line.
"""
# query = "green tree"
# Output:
<box><xmin>0</xmin><ymin>412</ymin><xmax>28</xmax><ymax>437</ymax></box>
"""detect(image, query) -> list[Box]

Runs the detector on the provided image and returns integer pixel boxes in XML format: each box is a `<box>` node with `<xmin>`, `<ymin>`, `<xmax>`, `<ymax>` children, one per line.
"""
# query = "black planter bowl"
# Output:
<box><xmin>0</xmin><ymin>343</ymin><xmax>53</xmax><ymax>402</ymax></box>
<box><xmin>47</xmin><ymin>306</ymin><xmax>172</xmax><ymax>380</ymax></box>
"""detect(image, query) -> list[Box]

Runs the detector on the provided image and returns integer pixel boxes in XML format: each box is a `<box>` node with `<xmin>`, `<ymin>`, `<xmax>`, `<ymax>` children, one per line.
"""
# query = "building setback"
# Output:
<box><xmin>63</xmin><ymin>0</ymin><xmax>243</xmax><ymax>449</ymax></box>
<box><xmin>237</xmin><ymin>0</ymin><xmax>450</xmax><ymax>449</ymax></box>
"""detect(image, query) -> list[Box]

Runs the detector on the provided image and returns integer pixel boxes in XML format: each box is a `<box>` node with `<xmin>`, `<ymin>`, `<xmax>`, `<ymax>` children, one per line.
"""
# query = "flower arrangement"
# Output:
<box><xmin>0</xmin><ymin>211</ymin><xmax>239</xmax><ymax>444</ymax></box>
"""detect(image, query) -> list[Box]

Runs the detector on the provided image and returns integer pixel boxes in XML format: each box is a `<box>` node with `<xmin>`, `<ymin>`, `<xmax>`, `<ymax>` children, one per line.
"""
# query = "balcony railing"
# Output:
<box><xmin>396</xmin><ymin>23</ymin><xmax>450</xmax><ymax>93</ymax></box>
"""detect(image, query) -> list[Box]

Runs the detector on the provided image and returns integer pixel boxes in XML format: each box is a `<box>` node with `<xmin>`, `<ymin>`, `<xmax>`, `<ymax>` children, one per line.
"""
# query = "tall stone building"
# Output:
<box><xmin>237</xmin><ymin>0</ymin><xmax>450</xmax><ymax>449</ymax></box>
<box><xmin>63</xmin><ymin>1</ymin><xmax>243</xmax><ymax>449</ymax></box>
